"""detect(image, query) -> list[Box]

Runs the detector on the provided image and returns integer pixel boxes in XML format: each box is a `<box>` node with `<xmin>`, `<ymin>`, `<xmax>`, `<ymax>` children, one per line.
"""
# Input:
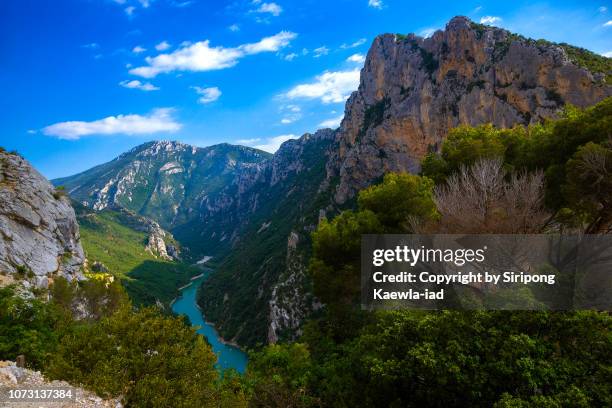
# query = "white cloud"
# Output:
<box><xmin>255</xmin><ymin>2</ymin><xmax>282</xmax><ymax>16</ymax></box>
<box><xmin>318</xmin><ymin>115</ymin><xmax>344</xmax><ymax>129</ymax></box>
<box><xmin>602</xmin><ymin>51</ymin><xmax>612</xmax><ymax>57</ymax></box>
<box><xmin>480</xmin><ymin>16</ymin><xmax>502</xmax><ymax>25</ymax></box>
<box><xmin>138</xmin><ymin>0</ymin><xmax>151</xmax><ymax>7</ymax></box>
<box><xmin>113</xmin><ymin>0</ymin><xmax>127</xmax><ymax>4</ymax></box>
<box><xmin>604</xmin><ymin>20</ymin><xmax>612</xmax><ymax>26</ymax></box>
<box><xmin>27</xmin><ymin>129</ymin><xmax>37</xmax><ymax>134</ymax></box>
<box><xmin>279</xmin><ymin>104</ymin><xmax>301</xmax><ymax>124</ymax></box>
<box><xmin>420</xmin><ymin>28</ymin><xmax>436</xmax><ymax>38</ymax></box>
<box><xmin>42</xmin><ymin>108</ymin><xmax>181</xmax><ymax>140</ymax></box>
<box><xmin>228</xmin><ymin>24</ymin><xmax>240</xmax><ymax>32</ymax></box>
<box><xmin>236</xmin><ymin>138</ymin><xmax>261</xmax><ymax>144</ymax></box>
<box><xmin>599</xmin><ymin>6</ymin><xmax>608</xmax><ymax>13</ymax></box>
<box><xmin>155</xmin><ymin>41</ymin><xmax>171</xmax><ymax>51</ymax></box>
<box><xmin>192</xmin><ymin>86</ymin><xmax>222</xmax><ymax>104</ymax></box>
<box><xmin>132</xmin><ymin>45</ymin><xmax>146</xmax><ymax>53</ymax></box>
<box><xmin>130</xmin><ymin>31</ymin><xmax>296</xmax><ymax>78</ymax></box>
<box><xmin>340</xmin><ymin>38</ymin><xmax>367</xmax><ymax>49</ymax></box>
<box><xmin>125</xmin><ymin>6</ymin><xmax>136</xmax><ymax>16</ymax></box>
<box><xmin>255</xmin><ymin>134</ymin><xmax>298</xmax><ymax>152</ymax></box>
<box><xmin>313</xmin><ymin>46</ymin><xmax>329</xmax><ymax>58</ymax></box>
<box><xmin>284</xmin><ymin>69</ymin><xmax>360</xmax><ymax>104</ymax></box>
<box><xmin>347</xmin><ymin>53</ymin><xmax>365</xmax><ymax>63</ymax></box>
<box><xmin>284</xmin><ymin>52</ymin><xmax>298</xmax><ymax>61</ymax></box>
<box><xmin>119</xmin><ymin>79</ymin><xmax>160</xmax><ymax>91</ymax></box>
<box><xmin>368</xmin><ymin>0</ymin><xmax>383</xmax><ymax>9</ymax></box>
<box><xmin>82</xmin><ymin>42</ymin><xmax>99</xmax><ymax>49</ymax></box>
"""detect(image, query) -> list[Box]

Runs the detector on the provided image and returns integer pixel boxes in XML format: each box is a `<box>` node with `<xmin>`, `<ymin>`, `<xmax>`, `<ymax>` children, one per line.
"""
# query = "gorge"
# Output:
<box><xmin>48</xmin><ymin>16</ymin><xmax>612</xmax><ymax>348</ymax></box>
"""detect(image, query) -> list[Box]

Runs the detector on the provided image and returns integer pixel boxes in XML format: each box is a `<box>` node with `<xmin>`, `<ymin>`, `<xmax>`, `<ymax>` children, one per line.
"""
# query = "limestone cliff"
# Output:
<box><xmin>0</xmin><ymin>150</ymin><xmax>85</xmax><ymax>288</ymax></box>
<box><xmin>331</xmin><ymin>16</ymin><xmax>612</xmax><ymax>203</ymax></box>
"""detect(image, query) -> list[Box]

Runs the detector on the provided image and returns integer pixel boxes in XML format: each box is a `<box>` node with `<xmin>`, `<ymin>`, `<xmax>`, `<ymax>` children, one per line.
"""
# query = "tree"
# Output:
<box><xmin>46</xmin><ymin>306</ymin><xmax>245</xmax><ymax>407</ymax></box>
<box><xmin>432</xmin><ymin>159</ymin><xmax>550</xmax><ymax>233</ymax></box>
<box><xmin>564</xmin><ymin>140</ymin><xmax>612</xmax><ymax>233</ymax></box>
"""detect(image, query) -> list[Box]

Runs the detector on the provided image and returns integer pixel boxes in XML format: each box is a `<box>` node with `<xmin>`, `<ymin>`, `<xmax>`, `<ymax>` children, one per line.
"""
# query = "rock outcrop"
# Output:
<box><xmin>0</xmin><ymin>361</ymin><xmax>120</xmax><ymax>408</ymax></box>
<box><xmin>330</xmin><ymin>16</ymin><xmax>612</xmax><ymax>203</ymax></box>
<box><xmin>0</xmin><ymin>150</ymin><xmax>85</xmax><ymax>288</ymax></box>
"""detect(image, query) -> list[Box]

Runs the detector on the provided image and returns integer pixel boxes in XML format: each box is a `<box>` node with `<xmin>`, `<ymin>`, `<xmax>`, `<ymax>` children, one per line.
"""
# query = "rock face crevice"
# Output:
<box><xmin>0</xmin><ymin>151</ymin><xmax>85</xmax><ymax>287</ymax></box>
<box><xmin>329</xmin><ymin>16</ymin><xmax>611</xmax><ymax>203</ymax></box>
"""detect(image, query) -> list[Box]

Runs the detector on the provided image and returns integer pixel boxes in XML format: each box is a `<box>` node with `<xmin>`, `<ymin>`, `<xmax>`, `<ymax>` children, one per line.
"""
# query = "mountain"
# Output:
<box><xmin>329</xmin><ymin>16</ymin><xmax>611</xmax><ymax>203</ymax></box>
<box><xmin>54</xmin><ymin>140</ymin><xmax>271</xmax><ymax>259</ymax></box>
<box><xmin>199</xmin><ymin>16</ymin><xmax>611</xmax><ymax>347</ymax></box>
<box><xmin>54</xmin><ymin>16</ymin><xmax>611</xmax><ymax>348</ymax></box>
<box><xmin>0</xmin><ymin>148</ymin><xmax>85</xmax><ymax>289</ymax></box>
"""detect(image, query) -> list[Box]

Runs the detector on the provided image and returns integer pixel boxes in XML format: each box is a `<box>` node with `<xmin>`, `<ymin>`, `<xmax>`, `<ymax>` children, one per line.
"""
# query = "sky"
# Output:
<box><xmin>0</xmin><ymin>0</ymin><xmax>610</xmax><ymax>179</ymax></box>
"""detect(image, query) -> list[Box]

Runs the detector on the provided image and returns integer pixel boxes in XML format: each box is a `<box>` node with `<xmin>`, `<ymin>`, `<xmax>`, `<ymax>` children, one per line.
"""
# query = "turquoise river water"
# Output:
<box><xmin>171</xmin><ymin>275</ymin><xmax>248</xmax><ymax>373</ymax></box>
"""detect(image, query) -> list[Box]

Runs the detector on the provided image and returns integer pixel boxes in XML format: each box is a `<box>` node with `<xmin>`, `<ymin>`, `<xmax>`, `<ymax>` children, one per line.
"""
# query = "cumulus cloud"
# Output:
<box><xmin>284</xmin><ymin>52</ymin><xmax>298</xmax><ymax>61</ymax></box>
<box><xmin>604</xmin><ymin>20</ymin><xmax>612</xmax><ymax>27</ymax></box>
<box><xmin>284</xmin><ymin>69</ymin><xmax>360</xmax><ymax>104</ymax></box>
<box><xmin>155</xmin><ymin>41</ymin><xmax>170</xmax><ymax>51</ymax></box>
<box><xmin>480</xmin><ymin>16</ymin><xmax>502</xmax><ymax>25</ymax></box>
<box><xmin>228</xmin><ymin>24</ymin><xmax>240</xmax><ymax>32</ymax></box>
<box><xmin>132</xmin><ymin>45</ymin><xmax>146</xmax><ymax>53</ymax></box>
<box><xmin>192</xmin><ymin>86</ymin><xmax>222</xmax><ymax>104</ymax></box>
<box><xmin>347</xmin><ymin>53</ymin><xmax>365</xmax><ymax>63</ymax></box>
<box><xmin>42</xmin><ymin>108</ymin><xmax>181</xmax><ymax>140</ymax></box>
<box><xmin>599</xmin><ymin>6</ymin><xmax>608</xmax><ymax>13</ymax></box>
<box><xmin>255</xmin><ymin>2</ymin><xmax>282</xmax><ymax>16</ymax></box>
<box><xmin>119</xmin><ymin>79</ymin><xmax>160</xmax><ymax>91</ymax></box>
<box><xmin>313</xmin><ymin>46</ymin><xmax>329</xmax><ymax>58</ymax></box>
<box><xmin>255</xmin><ymin>135</ymin><xmax>298</xmax><ymax>152</ymax></box>
<box><xmin>368</xmin><ymin>0</ymin><xmax>383</xmax><ymax>9</ymax></box>
<box><xmin>125</xmin><ymin>6</ymin><xmax>136</xmax><ymax>16</ymax></box>
<box><xmin>130</xmin><ymin>31</ymin><xmax>296</xmax><ymax>78</ymax></box>
<box><xmin>602</xmin><ymin>51</ymin><xmax>612</xmax><ymax>57</ymax></box>
<box><xmin>280</xmin><ymin>104</ymin><xmax>301</xmax><ymax>124</ymax></box>
<box><xmin>318</xmin><ymin>114</ymin><xmax>344</xmax><ymax>129</ymax></box>
<box><xmin>340</xmin><ymin>38</ymin><xmax>367</xmax><ymax>49</ymax></box>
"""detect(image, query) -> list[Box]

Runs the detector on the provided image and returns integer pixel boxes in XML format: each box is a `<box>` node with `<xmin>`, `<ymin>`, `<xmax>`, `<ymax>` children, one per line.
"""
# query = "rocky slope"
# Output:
<box><xmin>0</xmin><ymin>150</ymin><xmax>85</xmax><ymax>289</ymax></box>
<box><xmin>329</xmin><ymin>16</ymin><xmax>611</xmax><ymax>203</ymax></box>
<box><xmin>54</xmin><ymin>141</ymin><xmax>270</xmax><ymax>248</ymax></box>
<box><xmin>0</xmin><ymin>361</ymin><xmax>120</xmax><ymax>408</ymax></box>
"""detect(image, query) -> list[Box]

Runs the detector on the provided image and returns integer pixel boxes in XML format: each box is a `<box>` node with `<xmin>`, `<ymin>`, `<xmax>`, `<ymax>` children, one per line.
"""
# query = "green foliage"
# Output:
<box><xmin>75</xmin><ymin>204</ymin><xmax>199</xmax><ymax>307</ymax></box>
<box><xmin>46</xmin><ymin>306</ymin><xmax>246</xmax><ymax>407</ymax></box>
<box><xmin>249</xmin><ymin>309</ymin><xmax>611</xmax><ymax>408</ymax></box>
<box><xmin>246</xmin><ymin>343</ymin><xmax>318</xmax><ymax>407</ymax></box>
<box><xmin>559</xmin><ymin>43</ymin><xmax>612</xmax><ymax>84</ymax></box>
<box><xmin>421</xmin><ymin>97</ymin><xmax>612</xmax><ymax>229</ymax></box>
<box><xmin>310</xmin><ymin>173</ymin><xmax>437</xmax><ymax>309</ymax></box>
<box><xmin>358</xmin><ymin>173</ymin><xmax>438</xmax><ymax>230</ymax></box>
<box><xmin>0</xmin><ymin>286</ymin><xmax>62</xmax><ymax>368</ymax></box>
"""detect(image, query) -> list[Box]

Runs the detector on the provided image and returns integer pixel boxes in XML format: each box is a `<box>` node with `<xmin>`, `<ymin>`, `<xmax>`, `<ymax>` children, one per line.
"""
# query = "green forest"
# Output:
<box><xmin>1</xmin><ymin>98</ymin><xmax>611</xmax><ymax>407</ymax></box>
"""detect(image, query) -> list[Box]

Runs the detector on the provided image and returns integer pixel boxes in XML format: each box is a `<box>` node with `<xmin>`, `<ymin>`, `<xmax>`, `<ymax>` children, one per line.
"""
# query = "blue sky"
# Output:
<box><xmin>0</xmin><ymin>0</ymin><xmax>610</xmax><ymax>179</ymax></box>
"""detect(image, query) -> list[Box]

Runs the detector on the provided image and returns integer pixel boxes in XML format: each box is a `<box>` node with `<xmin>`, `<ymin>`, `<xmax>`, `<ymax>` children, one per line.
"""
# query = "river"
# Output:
<box><xmin>171</xmin><ymin>274</ymin><xmax>248</xmax><ymax>373</ymax></box>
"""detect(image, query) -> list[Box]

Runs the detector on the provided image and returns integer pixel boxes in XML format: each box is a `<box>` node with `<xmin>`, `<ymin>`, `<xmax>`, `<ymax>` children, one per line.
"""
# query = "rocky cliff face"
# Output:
<box><xmin>0</xmin><ymin>150</ymin><xmax>85</xmax><ymax>288</ymax></box>
<box><xmin>198</xmin><ymin>129</ymin><xmax>337</xmax><ymax>346</ymax></box>
<box><xmin>330</xmin><ymin>16</ymin><xmax>612</xmax><ymax>203</ymax></box>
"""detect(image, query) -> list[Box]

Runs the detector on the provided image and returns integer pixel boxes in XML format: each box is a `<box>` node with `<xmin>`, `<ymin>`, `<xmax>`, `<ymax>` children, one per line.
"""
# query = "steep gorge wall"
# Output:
<box><xmin>0</xmin><ymin>150</ymin><xmax>85</xmax><ymax>288</ymax></box>
<box><xmin>330</xmin><ymin>16</ymin><xmax>611</xmax><ymax>203</ymax></box>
